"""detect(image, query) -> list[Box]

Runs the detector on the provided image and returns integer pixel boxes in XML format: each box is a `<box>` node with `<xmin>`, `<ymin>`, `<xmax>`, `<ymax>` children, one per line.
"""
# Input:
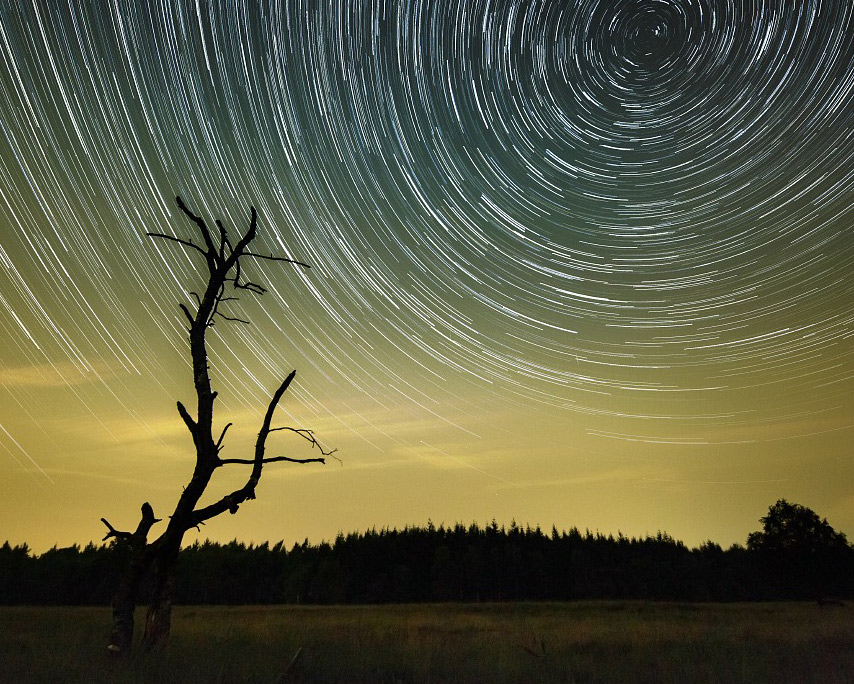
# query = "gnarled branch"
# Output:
<box><xmin>101</xmin><ymin>518</ymin><xmax>131</xmax><ymax>542</ymax></box>
<box><xmin>146</xmin><ymin>233</ymin><xmax>208</xmax><ymax>258</ymax></box>
<box><xmin>188</xmin><ymin>370</ymin><xmax>301</xmax><ymax>527</ymax></box>
<box><xmin>176</xmin><ymin>195</ymin><xmax>218</xmax><ymax>268</ymax></box>
<box><xmin>243</xmin><ymin>252</ymin><xmax>311</xmax><ymax>269</ymax></box>
<box><xmin>177</xmin><ymin>401</ymin><xmax>196</xmax><ymax>433</ymax></box>
<box><xmin>219</xmin><ymin>455</ymin><xmax>326</xmax><ymax>466</ymax></box>
<box><xmin>178</xmin><ymin>304</ymin><xmax>195</xmax><ymax>327</ymax></box>
<box><xmin>268</xmin><ymin>426</ymin><xmax>339</xmax><ymax>461</ymax></box>
<box><xmin>215</xmin><ymin>311</ymin><xmax>250</xmax><ymax>324</ymax></box>
<box><xmin>102</xmin><ymin>502</ymin><xmax>161</xmax><ymax>542</ymax></box>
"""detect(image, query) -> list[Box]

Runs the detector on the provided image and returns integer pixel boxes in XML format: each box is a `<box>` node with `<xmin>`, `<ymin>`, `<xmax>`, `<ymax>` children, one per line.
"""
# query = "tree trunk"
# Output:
<box><xmin>108</xmin><ymin>576</ymin><xmax>137</xmax><ymax>654</ymax></box>
<box><xmin>108</xmin><ymin>547</ymin><xmax>151</xmax><ymax>653</ymax></box>
<box><xmin>106</xmin><ymin>503</ymin><xmax>159</xmax><ymax>655</ymax></box>
<box><xmin>142</xmin><ymin>542</ymin><xmax>180</xmax><ymax>649</ymax></box>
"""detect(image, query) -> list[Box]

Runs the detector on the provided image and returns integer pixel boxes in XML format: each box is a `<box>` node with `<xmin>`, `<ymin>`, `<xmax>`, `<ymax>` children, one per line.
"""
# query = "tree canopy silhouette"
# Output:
<box><xmin>3</xmin><ymin>502</ymin><xmax>853</xmax><ymax>607</ymax></box>
<box><xmin>747</xmin><ymin>499</ymin><xmax>849</xmax><ymax>554</ymax></box>
<box><xmin>101</xmin><ymin>196</ymin><xmax>332</xmax><ymax>653</ymax></box>
<box><xmin>747</xmin><ymin>499</ymin><xmax>851</xmax><ymax>599</ymax></box>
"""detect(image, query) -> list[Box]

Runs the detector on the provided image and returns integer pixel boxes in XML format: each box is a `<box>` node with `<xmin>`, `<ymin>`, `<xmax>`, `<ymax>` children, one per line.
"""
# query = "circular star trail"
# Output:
<box><xmin>1</xmin><ymin>0</ymin><xmax>854</xmax><ymax>453</ymax></box>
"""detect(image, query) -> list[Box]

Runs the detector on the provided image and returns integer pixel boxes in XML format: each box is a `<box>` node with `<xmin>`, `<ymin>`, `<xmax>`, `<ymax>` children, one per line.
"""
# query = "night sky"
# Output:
<box><xmin>2</xmin><ymin>0</ymin><xmax>853</xmax><ymax>553</ymax></box>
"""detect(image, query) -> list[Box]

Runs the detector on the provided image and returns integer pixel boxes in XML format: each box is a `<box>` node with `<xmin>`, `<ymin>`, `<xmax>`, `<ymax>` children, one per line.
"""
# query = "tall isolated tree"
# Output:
<box><xmin>101</xmin><ymin>196</ymin><xmax>333</xmax><ymax>653</ymax></box>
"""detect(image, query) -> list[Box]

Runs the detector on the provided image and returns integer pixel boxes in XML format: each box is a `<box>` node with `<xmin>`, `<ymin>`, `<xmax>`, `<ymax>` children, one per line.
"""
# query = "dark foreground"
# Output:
<box><xmin>1</xmin><ymin>602</ymin><xmax>852</xmax><ymax>683</ymax></box>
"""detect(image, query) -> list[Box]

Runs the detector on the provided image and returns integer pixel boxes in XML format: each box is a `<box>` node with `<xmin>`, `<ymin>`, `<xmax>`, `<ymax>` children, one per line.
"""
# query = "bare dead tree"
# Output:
<box><xmin>102</xmin><ymin>196</ymin><xmax>333</xmax><ymax>653</ymax></box>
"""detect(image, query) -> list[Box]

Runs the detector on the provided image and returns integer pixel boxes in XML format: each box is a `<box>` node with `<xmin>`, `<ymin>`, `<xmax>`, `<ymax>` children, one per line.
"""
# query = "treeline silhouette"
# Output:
<box><xmin>3</xmin><ymin>506</ymin><xmax>853</xmax><ymax>605</ymax></box>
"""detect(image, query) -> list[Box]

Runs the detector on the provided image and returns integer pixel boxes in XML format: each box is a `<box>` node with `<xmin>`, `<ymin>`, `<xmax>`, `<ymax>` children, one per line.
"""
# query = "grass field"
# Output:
<box><xmin>1</xmin><ymin>602</ymin><xmax>852</xmax><ymax>683</ymax></box>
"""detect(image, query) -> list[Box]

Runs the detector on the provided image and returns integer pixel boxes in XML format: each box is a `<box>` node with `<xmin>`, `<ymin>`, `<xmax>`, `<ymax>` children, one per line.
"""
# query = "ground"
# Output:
<box><xmin>2</xmin><ymin>601</ymin><xmax>853</xmax><ymax>683</ymax></box>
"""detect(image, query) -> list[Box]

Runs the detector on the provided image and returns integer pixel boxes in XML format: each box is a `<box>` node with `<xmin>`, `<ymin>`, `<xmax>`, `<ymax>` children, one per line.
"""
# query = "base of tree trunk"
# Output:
<box><xmin>108</xmin><ymin>598</ymin><xmax>135</xmax><ymax>655</ymax></box>
<box><xmin>142</xmin><ymin>564</ymin><xmax>176</xmax><ymax>650</ymax></box>
<box><xmin>142</xmin><ymin>599</ymin><xmax>172</xmax><ymax>650</ymax></box>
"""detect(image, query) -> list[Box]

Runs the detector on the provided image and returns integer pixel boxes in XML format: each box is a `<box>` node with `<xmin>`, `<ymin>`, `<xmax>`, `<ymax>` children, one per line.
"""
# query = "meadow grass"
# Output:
<box><xmin>1</xmin><ymin>601</ymin><xmax>852</xmax><ymax>683</ymax></box>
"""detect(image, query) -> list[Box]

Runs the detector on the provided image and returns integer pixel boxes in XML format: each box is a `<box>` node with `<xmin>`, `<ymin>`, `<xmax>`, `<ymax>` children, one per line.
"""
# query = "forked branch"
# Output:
<box><xmin>100</xmin><ymin>518</ymin><xmax>131</xmax><ymax>542</ymax></box>
<box><xmin>216</xmin><ymin>413</ymin><xmax>337</xmax><ymax>466</ymax></box>
<box><xmin>188</xmin><ymin>370</ymin><xmax>300</xmax><ymax>527</ymax></box>
<box><xmin>101</xmin><ymin>503</ymin><xmax>161</xmax><ymax>542</ymax></box>
<box><xmin>175</xmin><ymin>195</ymin><xmax>218</xmax><ymax>267</ymax></box>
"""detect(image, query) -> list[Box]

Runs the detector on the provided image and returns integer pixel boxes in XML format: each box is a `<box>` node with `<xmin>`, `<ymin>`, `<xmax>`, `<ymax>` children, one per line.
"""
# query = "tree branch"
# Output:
<box><xmin>101</xmin><ymin>518</ymin><xmax>131</xmax><ymax>542</ymax></box>
<box><xmin>218</xmin><ymin>455</ymin><xmax>326</xmax><ymax>465</ymax></box>
<box><xmin>176</xmin><ymin>195</ymin><xmax>218</xmax><ymax>268</ymax></box>
<box><xmin>216</xmin><ymin>423</ymin><xmax>232</xmax><ymax>451</ymax></box>
<box><xmin>215</xmin><ymin>219</ymin><xmax>228</xmax><ymax>262</ymax></box>
<box><xmin>242</xmin><ymin>252</ymin><xmax>311</xmax><ymax>269</ymax></box>
<box><xmin>188</xmin><ymin>371</ymin><xmax>298</xmax><ymax>526</ymax></box>
<box><xmin>229</xmin><ymin>255</ymin><xmax>267</xmax><ymax>295</ymax></box>
<box><xmin>215</xmin><ymin>311</ymin><xmax>251</xmax><ymax>325</ymax></box>
<box><xmin>147</xmin><ymin>233</ymin><xmax>208</xmax><ymax>258</ymax></box>
<box><xmin>215</xmin><ymin>205</ymin><xmax>257</xmax><ymax>279</ymax></box>
<box><xmin>268</xmin><ymin>427</ymin><xmax>339</xmax><ymax>460</ymax></box>
<box><xmin>102</xmin><ymin>503</ymin><xmax>161</xmax><ymax>542</ymax></box>
<box><xmin>177</xmin><ymin>401</ymin><xmax>196</xmax><ymax>433</ymax></box>
<box><xmin>178</xmin><ymin>304</ymin><xmax>195</xmax><ymax>327</ymax></box>
<box><xmin>234</xmin><ymin>280</ymin><xmax>266</xmax><ymax>295</ymax></box>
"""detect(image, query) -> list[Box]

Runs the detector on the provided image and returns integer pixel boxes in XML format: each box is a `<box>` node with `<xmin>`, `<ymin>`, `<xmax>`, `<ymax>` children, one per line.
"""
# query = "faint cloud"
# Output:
<box><xmin>493</xmin><ymin>468</ymin><xmax>645</xmax><ymax>491</ymax></box>
<box><xmin>54</xmin><ymin>409</ymin><xmax>190</xmax><ymax>452</ymax></box>
<box><xmin>0</xmin><ymin>360</ymin><xmax>115</xmax><ymax>388</ymax></box>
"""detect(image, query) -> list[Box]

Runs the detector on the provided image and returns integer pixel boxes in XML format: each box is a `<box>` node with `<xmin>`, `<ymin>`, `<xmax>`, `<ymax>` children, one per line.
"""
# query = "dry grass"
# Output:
<box><xmin>1</xmin><ymin>602</ymin><xmax>852</xmax><ymax>682</ymax></box>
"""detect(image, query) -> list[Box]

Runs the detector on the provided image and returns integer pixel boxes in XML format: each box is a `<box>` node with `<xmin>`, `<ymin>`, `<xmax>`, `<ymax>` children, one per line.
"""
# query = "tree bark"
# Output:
<box><xmin>108</xmin><ymin>558</ymin><xmax>145</xmax><ymax>654</ymax></box>
<box><xmin>142</xmin><ymin>544</ymin><xmax>179</xmax><ymax>649</ymax></box>
<box><xmin>139</xmin><ymin>460</ymin><xmax>216</xmax><ymax>648</ymax></box>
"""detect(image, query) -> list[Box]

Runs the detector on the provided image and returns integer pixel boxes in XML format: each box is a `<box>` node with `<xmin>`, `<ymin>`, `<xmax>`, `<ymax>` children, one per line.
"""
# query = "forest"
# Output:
<box><xmin>2</xmin><ymin>500</ymin><xmax>852</xmax><ymax>606</ymax></box>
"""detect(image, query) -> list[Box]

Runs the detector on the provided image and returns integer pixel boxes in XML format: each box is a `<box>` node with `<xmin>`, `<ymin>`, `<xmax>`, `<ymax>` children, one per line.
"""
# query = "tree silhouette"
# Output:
<box><xmin>747</xmin><ymin>499</ymin><xmax>851</xmax><ymax>599</ymax></box>
<box><xmin>101</xmin><ymin>196</ymin><xmax>333</xmax><ymax>653</ymax></box>
<box><xmin>747</xmin><ymin>499</ymin><xmax>848</xmax><ymax>553</ymax></box>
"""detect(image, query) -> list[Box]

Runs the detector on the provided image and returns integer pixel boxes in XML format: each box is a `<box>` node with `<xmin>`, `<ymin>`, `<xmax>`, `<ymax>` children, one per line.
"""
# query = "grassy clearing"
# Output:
<box><xmin>1</xmin><ymin>602</ymin><xmax>852</xmax><ymax>683</ymax></box>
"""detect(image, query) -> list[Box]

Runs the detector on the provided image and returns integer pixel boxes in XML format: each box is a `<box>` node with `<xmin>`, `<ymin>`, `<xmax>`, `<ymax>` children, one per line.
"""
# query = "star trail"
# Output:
<box><xmin>1</xmin><ymin>0</ymin><xmax>853</xmax><ymax>550</ymax></box>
